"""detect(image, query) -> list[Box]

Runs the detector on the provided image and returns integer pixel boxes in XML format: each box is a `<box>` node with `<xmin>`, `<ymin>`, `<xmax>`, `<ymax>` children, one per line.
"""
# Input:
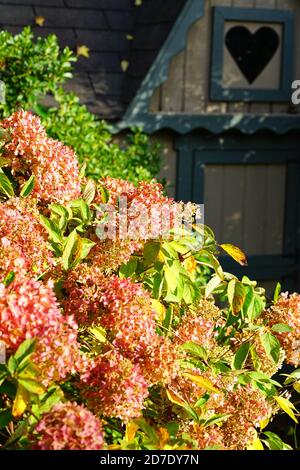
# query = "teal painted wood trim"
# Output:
<box><xmin>210</xmin><ymin>7</ymin><xmax>294</xmax><ymax>102</ymax></box>
<box><xmin>122</xmin><ymin>0</ymin><xmax>204</xmax><ymax>120</ymax></box>
<box><xmin>114</xmin><ymin>112</ymin><xmax>300</xmax><ymax>135</ymax></box>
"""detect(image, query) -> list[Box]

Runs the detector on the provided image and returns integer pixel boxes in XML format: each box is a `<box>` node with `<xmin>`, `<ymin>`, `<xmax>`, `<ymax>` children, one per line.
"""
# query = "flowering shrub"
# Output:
<box><xmin>0</xmin><ymin>110</ymin><xmax>300</xmax><ymax>450</ymax></box>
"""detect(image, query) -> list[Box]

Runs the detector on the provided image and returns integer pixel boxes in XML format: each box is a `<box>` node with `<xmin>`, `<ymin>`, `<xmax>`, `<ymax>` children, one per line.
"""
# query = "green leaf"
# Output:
<box><xmin>164</xmin><ymin>264</ymin><xmax>179</xmax><ymax>293</ymax></box>
<box><xmin>2</xmin><ymin>271</ymin><xmax>15</xmax><ymax>287</ymax></box>
<box><xmin>50</xmin><ymin>204</ymin><xmax>69</xmax><ymax>219</ymax></box>
<box><xmin>0</xmin><ymin>408</ymin><xmax>12</xmax><ymax>429</ymax></box>
<box><xmin>119</xmin><ymin>257</ymin><xmax>138</xmax><ymax>278</ymax></box>
<box><xmin>99</xmin><ymin>185</ymin><xmax>110</xmax><ymax>204</ymax></box>
<box><xmin>14</xmin><ymin>338</ymin><xmax>37</xmax><ymax>366</ymax></box>
<box><xmin>261</xmin><ymin>333</ymin><xmax>280</xmax><ymax>364</ymax></box>
<box><xmin>7</xmin><ymin>356</ymin><xmax>17</xmax><ymax>375</ymax></box>
<box><xmin>273</xmin><ymin>282</ymin><xmax>281</xmax><ymax>302</ymax></box>
<box><xmin>181</xmin><ymin>342</ymin><xmax>208</xmax><ymax>361</ymax></box>
<box><xmin>243</xmin><ymin>290</ymin><xmax>265</xmax><ymax>322</ymax></box>
<box><xmin>39</xmin><ymin>215</ymin><xmax>63</xmax><ymax>244</ymax></box>
<box><xmin>232</xmin><ymin>342</ymin><xmax>250</xmax><ymax>370</ymax></box>
<box><xmin>274</xmin><ymin>396</ymin><xmax>298</xmax><ymax>423</ymax></box>
<box><xmin>79</xmin><ymin>199</ymin><xmax>90</xmax><ymax>221</ymax></box>
<box><xmin>271</xmin><ymin>323</ymin><xmax>293</xmax><ymax>333</ymax></box>
<box><xmin>203</xmin><ymin>413</ymin><xmax>231</xmax><ymax>428</ymax></box>
<box><xmin>90</xmin><ymin>326</ymin><xmax>107</xmax><ymax>343</ymax></box>
<box><xmin>205</xmin><ymin>275</ymin><xmax>222</xmax><ymax>298</ymax></box>
<box><xmin>143</xmin><ymin>242</ymin><xmax>160</xmax><ymax>265</ymax></box>
<box><xmin>20</xmin><ymin>174</ymin><xmax>35</xmax><ymax>197</ymax></box>
<box><xmin>73</xmin><ymin>236</ymin><xmax>95</xmax><ymax>267</ymax></box>
<box><xmin>263</xmin><ymin>431</ymin><xmax>292</xmax><ymax>450</ymax></box>
<box><xmin>18</xmin><ymin>378</ymin><xmax>44</xmax><ymax>395</ymax></box>
<box><xmin>0</xmin><ymin>172</ymin><xmax>14</xmax><ymax>197</ymax></box>
<box><xmin>283</xmin><ymin>369</ymin><xmax>300</xmax><ymax>385</ymax></box>
<box><xmin>62</xmin><ymin>229</ymin><xmax>78</xmax><ymax>270</ymax></box>
<box><xmin>82</xmin><ymin>179</ymin><xmax>96</xmax><ymax>204</ymax></box>
<box><xmin>194</xmin><ymin>393</ymin><xmax>210</xmax><ymax>409</ymax></box>
<box><xmin>38</xmin><ymin>385</ymin><xmax>64</xmax><ymax>413</ymax></box>
<box><xmin>227</xmin><ymin>280</ymin><xmax>246</xmax><ymax>314</ymax></box>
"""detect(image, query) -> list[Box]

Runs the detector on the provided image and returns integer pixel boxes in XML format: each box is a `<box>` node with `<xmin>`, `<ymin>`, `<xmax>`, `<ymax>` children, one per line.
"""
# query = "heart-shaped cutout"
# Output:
<box><xmin>225</xmin><ymin>26</ymin><xmax>280</xmax><ymax>84</ymax></box>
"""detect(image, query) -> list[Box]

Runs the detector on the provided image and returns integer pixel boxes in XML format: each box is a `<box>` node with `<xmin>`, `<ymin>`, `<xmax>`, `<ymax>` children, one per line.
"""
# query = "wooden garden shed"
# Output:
<box><xmin>1</xmin><ymin>0</ymin><xmax>300</xmax><ymax>290</ymax></box>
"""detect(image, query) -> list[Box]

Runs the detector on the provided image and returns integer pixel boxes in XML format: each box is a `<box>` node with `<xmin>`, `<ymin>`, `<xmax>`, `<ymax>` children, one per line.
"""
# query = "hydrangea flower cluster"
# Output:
<box><xmin>31</xmin><ymin>402</ymin><xmax>104</xmax><ymax>450</ymax></box>
<box><xmin>0</xmin><ymin>276</ymin><xmax>84</xmax><ymax>382</ymax></box>
<box><xmin>1</xmin><ymin>110</ymin><xmax>81</xmax><ymax>204</ymax></box>
<box><xmin>80</xmin><ymin>351</ymin><xmax>149</xmax><ymax>421</ymax></box>
<box><xmin>0</xmin><ymin>198</ymin><xmax>53</xmax><ymax>278</ymax></box>
<box><xmin>263</xmin><ymin>292</ymin><xmax>300</xmax><ymax>366</ymax></box>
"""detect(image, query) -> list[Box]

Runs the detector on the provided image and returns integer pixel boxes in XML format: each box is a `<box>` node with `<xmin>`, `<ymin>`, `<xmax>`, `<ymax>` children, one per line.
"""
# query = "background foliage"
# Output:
<box><xmin>0</xmin><ymin>27</ymin><xmax>161</xmax><ymax>184</ymax></box>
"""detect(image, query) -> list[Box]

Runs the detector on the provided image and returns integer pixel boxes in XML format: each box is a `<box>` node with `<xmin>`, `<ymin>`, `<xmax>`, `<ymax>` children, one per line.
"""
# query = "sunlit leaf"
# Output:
<box><xmin>271</xmin><ymin>323</ymin><xmax>293</xmax><ymax>333</ymax></box>
<box><xmin>232</xmin><ymin>342</ymin><xmax>250</xmax><ymax>370</ymax></box>
<box><xmin>35</xmin><ymin>16</ymin><xmax>45</xmax><ymax>26</ymax></box>
<box><xmin>261</xmin><ymin>333</ymin><xmax>280</xmax><ymax>364</ymax></box>
<box><xmin>166</xmin><ymin>387</ymin><xmax>187</xmax><ymax>407</ymax></box>
<box><xmin>12</xmin><ymin>384</ymin><xmax>30</xmax><ymax>417</ymax></box>
<box><xmin>182</xmin><ymin>373</ymin><xmax>220</xmax><ymax>394</ymax></box>
<box><xmin>273</xmin><ymin>282</ymin><xmax>281</xmax><ymax>302</ymax></box>
<box><xmin>20</xmin><ymin>175</ymin><xmax>35</xmax><ymax>198</ymax></box>
<box><xmin>227</xmin><ymin>280</ymin><xmax>246</xmax><ymax>314</ymax></box>
<box><xmin>274</xmin><ymin>396</ymin><xmax>298</xmax><ymax>423</ymax></box>
<box><xmin>205</xmin><ymin>275</ymin><xmax>222</xmax><ymax>298</ymax></box>
<box><xmin>220</xmin><ymin>243</ymin><xmax>247</xmax><ymax>266</ymax></box>
<box><xmin>77</xmin><ymin>45</ymin><xmax>90</xmax><ymax>58</ymax></box>
<box><xmin>125</xmin><ymin>421</ymin><xmax>139</xmax><ymax>442</ymax></box>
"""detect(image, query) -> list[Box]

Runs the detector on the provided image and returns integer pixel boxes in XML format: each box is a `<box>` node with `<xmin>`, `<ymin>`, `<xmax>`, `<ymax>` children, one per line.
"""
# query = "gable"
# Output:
<box><xmin>116</xmin><ymin>0</ymin><xmax>300</xmax><ymax>135</ymax></box>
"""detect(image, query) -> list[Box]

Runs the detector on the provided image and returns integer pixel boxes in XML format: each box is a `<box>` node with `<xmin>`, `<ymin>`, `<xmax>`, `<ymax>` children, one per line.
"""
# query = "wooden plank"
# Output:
<box><xmin>243</xmin><ymin>165</ymin><xmax>267</xmax><ymax>255</ymax></box>
<box><xmin>149</xmin><ymin>86</ymin><xmax>161</xmax><ymax>112</ymax></box>
<box><xmin>264</xmin><ymin>164</ymin><xmax>286</xmax><ymax>254</ymax></box>
<box><xmin>207</xmin><ymin>0</ymin><xmax>232</xmax><ymax>114</ymax></box>
<box><xmin>221</xmin><ymin>165</ymin><xmax>244</xmax><ymax>247</ymax></box>
<box><xmin>184</xmin><ymin>0</ymin><xmax>210</xmax><ymax>112</ymax></box>
<box><xmin>272</xmin><ymin>0</ymin><xmax>296</xmax><ymax>113</ymax></box>
<box><xmin>204</xmin><ymin>164</ymin><xmax>224</xmax><ymax>241</ymax></box>
<box><xmin>161</xmin><ymin>51</ymin><xmax>185</xmax><ymax>112</ymax></box>
<box><xmin>155</xmin><ymin>131</ymin><xmax>177</xmax><ymax>198</ymax></box>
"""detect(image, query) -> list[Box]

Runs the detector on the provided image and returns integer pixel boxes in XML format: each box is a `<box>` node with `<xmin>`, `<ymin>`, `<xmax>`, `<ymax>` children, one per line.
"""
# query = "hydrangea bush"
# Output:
<box><xmin>0</xmin><ymin>110</ymin><xmax>299</xmax><ymax>450</ymax></box>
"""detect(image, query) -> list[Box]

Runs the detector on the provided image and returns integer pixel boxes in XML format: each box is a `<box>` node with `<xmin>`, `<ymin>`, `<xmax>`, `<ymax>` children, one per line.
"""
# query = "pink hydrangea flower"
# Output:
<box><xmin>0</xmin><ymin>276</ymin><xmax>84</xmax><ymax>383</ymax></box>
<box><xmin>31</xmin><ymin>402</ymin><xmax>104</xmax><ymax>450</ymax></box>
<box><xmin>80</xmin><ymin>351</ymin><xmax>149</xmax><ymax>421</ymax></box>
<box><xmin>0</xmin><ymin>198</ymin><xmax>53</xmax><ymax>278</ymax></box>
<box><xmin>1</xmin><ymin>110</ymin><xmax>81</xmax><ymax>204</ymax></box>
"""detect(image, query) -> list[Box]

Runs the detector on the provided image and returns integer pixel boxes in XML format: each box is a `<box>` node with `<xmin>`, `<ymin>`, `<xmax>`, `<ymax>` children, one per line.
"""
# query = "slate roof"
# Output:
<box><xmin>0</xmin><ymin>0</ymin><xmax>186</xmax><ymax>120</ymax></box>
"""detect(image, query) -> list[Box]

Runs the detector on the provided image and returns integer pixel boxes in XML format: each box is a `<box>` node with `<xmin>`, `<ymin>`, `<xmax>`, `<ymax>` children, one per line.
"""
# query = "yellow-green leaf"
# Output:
<box><xmin>125</xmin><ymin>422</ymin><xmax>139</xmax><ymax>442</ymax></box>
<box><xmin>274</xmin><ymin>396</ymin><xmax>298</xmax><ymax>423</ymax></box>
<box><xmin>35</xmin><ymin>15</ymin><xmax>45</xmax><ymax>26</ymax></box>
<box><xmin>248</xmin><ymin>437</ymin><xmax>264</xmax><ymax>450</ymax></box>
<box><xmin>12</xmin><ymin>384</ymin><xmax>30</xmax><ymax>417</ymax></box>
<box><xmin>90</xmin><ymin>326</ymin><xmax>106</xmax><ymax>343</ymax></box>
<box><xmin>182</xmin><ymin>373</ymin><xmax>220</xmax><ymax>394</ymax></box>
<box><xmin>166</xmin><ymin>387</ymin><xmax>187</xmax><ymax>407</ymax></box>
<box><xmin>77</xmin><ymin>45</ymin><xmax>90</xmax><ymax>58</ymax></box>
<box><xmin>121</xmin><ymin>60</ymin><xmax>129</xmax><ymax>72</ymax></box>
<box><xmin>220</xmin><ymin>243</ymin><xmax>247</xmax><ymax>266</ymax></box>
<box><xmin>227</xmin><ymin>280</ymin><xmax>246</xmax><ymax>314</ymax></box>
